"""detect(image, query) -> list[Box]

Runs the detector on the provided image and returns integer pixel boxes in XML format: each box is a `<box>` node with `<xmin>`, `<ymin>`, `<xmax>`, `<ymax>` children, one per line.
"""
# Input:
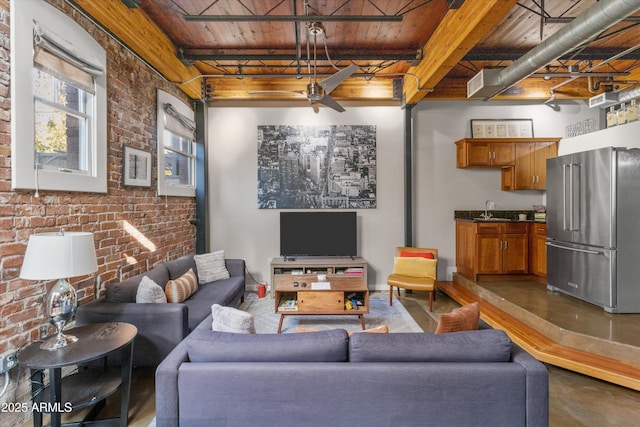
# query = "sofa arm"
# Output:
<box><xmin>155</xmin><ymin>336</ymin><xmax>190</xmax><ymax>427</ymax></box>
<box><xmin>75</xmin><ymin>298</ymin><xmax>189</xmax><ymax>367</ymax></box>
<box><xmin>511</xmin><ymin>344</ymin><xmax>549</xmax><ymax>427</ymax></box>
<box><xmin>225</xmin><ymin>258</ymin><xmax>245</xmax><ymax>279</ymax></box>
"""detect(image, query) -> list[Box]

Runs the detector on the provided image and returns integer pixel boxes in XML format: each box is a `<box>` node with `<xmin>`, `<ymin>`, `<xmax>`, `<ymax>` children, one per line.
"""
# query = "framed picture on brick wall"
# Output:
<box><xmin>123</xmin><ymin>145</ymin><xmax>152</xmax><ymax>187</ymax></box>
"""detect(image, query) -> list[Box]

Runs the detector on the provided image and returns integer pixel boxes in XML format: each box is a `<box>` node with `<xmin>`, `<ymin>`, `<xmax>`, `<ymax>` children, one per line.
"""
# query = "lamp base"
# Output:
<box><xmin>40</xmin><ymin>332</ymin><xmax>78</xmax><ymax>351</ymax></box>
<box><xmin>42</xmin><ymin>278</ymin><xmax>79</xmax><ymax>351</ymax></box>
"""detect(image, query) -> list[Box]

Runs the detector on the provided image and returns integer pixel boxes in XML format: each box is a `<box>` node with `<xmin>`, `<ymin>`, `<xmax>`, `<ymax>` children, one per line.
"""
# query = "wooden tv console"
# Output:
<box><xmin>270</xmin><ymin>257</ymin><xmax>369</xmax><ymax>333</ymax></box>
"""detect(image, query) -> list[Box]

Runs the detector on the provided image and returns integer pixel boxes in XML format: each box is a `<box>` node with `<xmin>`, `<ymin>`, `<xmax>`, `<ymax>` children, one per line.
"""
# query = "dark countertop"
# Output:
<box><xmin>455</xmin><ymin>218</ymin><xmax>546</xmax><ymax>223</ymax></box>
<box><xmin>454</xmin><ymin>210</ymin><xmax>546</xmax><ymax>223</ymax></box>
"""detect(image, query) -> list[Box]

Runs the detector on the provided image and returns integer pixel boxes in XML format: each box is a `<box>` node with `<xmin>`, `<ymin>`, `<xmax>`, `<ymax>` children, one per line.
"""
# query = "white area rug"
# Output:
<box><xmin>239</xmin><ymin>292</ymin><xmax>423</xmax><ymax>334</ymax></box>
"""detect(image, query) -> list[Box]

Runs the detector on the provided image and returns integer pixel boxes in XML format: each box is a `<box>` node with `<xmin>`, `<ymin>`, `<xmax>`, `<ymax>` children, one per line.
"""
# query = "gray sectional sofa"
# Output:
<box><xmin>76</xmin><ymin>254</ymin><xmax>246</xmax><ymax>367</ymax></box>
<box><xmin>156</xmin><ymin>316</ymin><xmax>549</xmax><ymax>427</ymax></box>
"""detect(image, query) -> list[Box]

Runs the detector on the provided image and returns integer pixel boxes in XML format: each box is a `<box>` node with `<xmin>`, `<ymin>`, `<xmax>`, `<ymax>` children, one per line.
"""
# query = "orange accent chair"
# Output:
<box><xmin>387</xmin><ymin>246</ymin><xmax>438</xmax><ymax>311</ymax></box>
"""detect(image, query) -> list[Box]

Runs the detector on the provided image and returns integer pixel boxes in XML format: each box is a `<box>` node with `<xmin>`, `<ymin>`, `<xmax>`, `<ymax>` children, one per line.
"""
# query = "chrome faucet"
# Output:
<box><xmin>481</xmin><ymin>200</ymin><xmax>493</xmax><ymax>220</ymax></box>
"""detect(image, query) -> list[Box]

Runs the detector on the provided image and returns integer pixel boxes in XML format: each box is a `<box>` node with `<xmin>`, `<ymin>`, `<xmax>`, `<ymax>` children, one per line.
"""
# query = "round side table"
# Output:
<box><xmin>18</xmin><ymin>322</ymin><xmax>137</xmax><ymax>427</ymax></box>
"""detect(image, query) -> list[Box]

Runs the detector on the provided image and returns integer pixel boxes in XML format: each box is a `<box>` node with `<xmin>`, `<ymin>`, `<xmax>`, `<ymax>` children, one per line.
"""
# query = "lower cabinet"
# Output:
<box><xmin>456</xmin><ymin>221</ymin><xmax>529</xmax><ymax>281</ymax></box>
<box><xmin>530</xmin><ymin>223</ymin><xmax>547</xmax><ymax>278</ymax></box>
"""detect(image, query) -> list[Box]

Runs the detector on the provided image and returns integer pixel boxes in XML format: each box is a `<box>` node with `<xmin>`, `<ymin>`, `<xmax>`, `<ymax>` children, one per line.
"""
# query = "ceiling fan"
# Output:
<box><xmin>250</xmin><ymin>22</ymin><xmax>359</xmax><ymax>112</ymax></box>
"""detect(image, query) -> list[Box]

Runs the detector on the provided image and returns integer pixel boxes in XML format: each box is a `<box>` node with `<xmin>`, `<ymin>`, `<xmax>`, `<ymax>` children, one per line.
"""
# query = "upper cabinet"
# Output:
<box><xmin>455</xmin><ymin>137</ymin><xmax>561</xmax><ymax>190</ymax></box>
<box><xmin>511</xmin><ymin>141</ymin><xmax>559</xmax><ymax>190</ymax></box>
<box><xmin>456</xmin><ymin>139</ymin><xmax>514</xmax><ymax>167</ymax></box>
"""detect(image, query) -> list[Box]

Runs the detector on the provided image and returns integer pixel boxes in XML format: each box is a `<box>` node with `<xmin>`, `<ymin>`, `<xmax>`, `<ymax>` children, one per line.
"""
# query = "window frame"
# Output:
<box><xmin>11</xmin><ymin>0</ymin><xmax>107</xmax><ymax>193</ymax></box>
<box><xmin>157</xmin><ymin>90</ymin><xmax>196</xmax><ymax>197</ymax></box>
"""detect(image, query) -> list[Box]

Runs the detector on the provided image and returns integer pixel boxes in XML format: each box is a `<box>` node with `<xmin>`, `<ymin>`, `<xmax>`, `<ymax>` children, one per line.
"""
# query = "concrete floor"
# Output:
<box><xmin>24</xmin><ymin>285</ymin><xmax>640</xmax><ymax>427</ymax></box>
<box><xmin>399</xmin><ymin>284</ymin><xmax>640</xmax><ymax>427</ymax></box>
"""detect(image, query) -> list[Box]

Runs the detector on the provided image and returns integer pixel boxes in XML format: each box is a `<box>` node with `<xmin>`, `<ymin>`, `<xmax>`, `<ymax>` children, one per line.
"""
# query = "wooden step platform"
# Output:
<box><xmin>438</xmin><ymin>280</ymin><xmax>640</xmax><ymax>391</ymax></box>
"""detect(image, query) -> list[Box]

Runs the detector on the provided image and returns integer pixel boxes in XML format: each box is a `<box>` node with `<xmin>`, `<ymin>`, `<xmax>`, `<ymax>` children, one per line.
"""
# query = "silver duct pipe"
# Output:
<box><xmin>493</xmin><ymin>0</ymin><xmax>640</xmax><ymax>97</ymax></box>
<box><xmin>618</xmin><ymin>87</ymin><xmax>640</xmax><ymax>102</ymax></box>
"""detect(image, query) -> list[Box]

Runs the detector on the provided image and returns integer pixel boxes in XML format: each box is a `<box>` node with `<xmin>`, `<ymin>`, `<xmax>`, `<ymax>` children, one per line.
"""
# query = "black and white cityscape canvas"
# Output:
<box><xmin>258</xmin><ymin>125</ymin><xmax>376</xmax><ymax>209</ymax></box>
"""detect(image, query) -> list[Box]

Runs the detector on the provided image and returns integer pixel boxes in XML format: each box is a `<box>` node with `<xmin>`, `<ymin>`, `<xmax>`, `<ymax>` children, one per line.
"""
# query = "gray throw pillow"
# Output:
<box><xmin>211</xmin><ymin>304</ymin><xmax>255</xmax><ymax>334</ymax></box>
<box><xmin>135</xmin><ymin>276</ymin><xmax>167</xmax><ymax>304</ymax></box>
<box><xmin>194</xmin><ymin>250</ymin><xmax>230</xmax><ymax>283</ymax></box>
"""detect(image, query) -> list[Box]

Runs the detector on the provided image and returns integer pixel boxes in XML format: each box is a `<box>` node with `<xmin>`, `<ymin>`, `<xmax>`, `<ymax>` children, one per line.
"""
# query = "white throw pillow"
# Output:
<box><xmin>194</xmin><ymin>250</ymin><xmax>230</xmax><ymax>283</ymax></box>
<box><xmin>211</xmin><ymin>304</ymin><xmax>256</xmax><ymax>334</ymax></box>
<box><xmin>136</xmin><ymin>276</ymin><xmax>167</xmax><ymax>304</ymax></box>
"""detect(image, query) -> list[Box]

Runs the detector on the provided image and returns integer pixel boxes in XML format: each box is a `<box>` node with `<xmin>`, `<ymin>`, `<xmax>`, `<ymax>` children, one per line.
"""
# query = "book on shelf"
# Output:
<box><xmin>278</xmin><ymin>293</ymin><xmax>298</xmax><ymax>311</ymax></box>
<box><xmin>344</xmin><ymin>267</ymin><xmax>364</xmax><ymax>275</ymax></box>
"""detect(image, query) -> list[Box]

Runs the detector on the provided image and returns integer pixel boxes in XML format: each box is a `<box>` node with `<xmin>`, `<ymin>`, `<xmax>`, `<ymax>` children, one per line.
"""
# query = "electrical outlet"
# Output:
<box><xmin>0</xmin><ymin>350</ymin><xmax>18</xmax><ymax>373</ymax></box>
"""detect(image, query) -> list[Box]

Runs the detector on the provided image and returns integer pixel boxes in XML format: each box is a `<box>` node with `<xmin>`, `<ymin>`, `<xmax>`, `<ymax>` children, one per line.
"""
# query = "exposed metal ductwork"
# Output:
<box><xmin>618</xmin><ymin>86</ymin><xmax>640</xmax><ymax>103</ymax></box>
<box><xmin>473</xmin><ymin>0</ymin><xmax>640</xmax><ymax>99</ymax></box>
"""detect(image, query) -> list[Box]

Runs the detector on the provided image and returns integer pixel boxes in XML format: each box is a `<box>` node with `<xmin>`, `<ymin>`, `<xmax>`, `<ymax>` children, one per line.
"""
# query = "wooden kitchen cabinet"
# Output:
<box><xmin>509</xmin><ymin>140</ymin><xmax>559</xmax><ymax>190</ymax></box>
<box><xmin>456</xmin><ymin>139</ymin><xmax>514</xmax><ymax>167</ymax></box>
<box><xmin>530</xmin><ymin>222</ymin><xmax>548</xmax><ymax>279</ymax></box>
<box><xmin>456</xmin><ymin>220</ymin><xmax>529</xmax><ymax>281</ymax></box>
<box><xmin>456</xmin><ymin>138</ymin><xmax>560</xmax><ymax>191</ymax></box>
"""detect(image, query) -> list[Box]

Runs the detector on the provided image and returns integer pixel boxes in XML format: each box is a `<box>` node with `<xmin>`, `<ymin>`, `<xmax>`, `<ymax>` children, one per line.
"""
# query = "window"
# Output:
<box><xmin>163</xmin><ymin>131</ymin><xmax>194</xmax><ymax>186</ymax></box>
<box><xmin>11</xmin><ymin>1</ymin><xmax>107</xmax><ymax>193</ymax></box>
<box><xmin>157</xmin><ymin>90</ymin><xmax>196</xmax><ymax>197</ymax></box>
<box><xmin>33</xmin><ymin>46</ymin><xmax>94</xmax><ymax>174</ymax></box>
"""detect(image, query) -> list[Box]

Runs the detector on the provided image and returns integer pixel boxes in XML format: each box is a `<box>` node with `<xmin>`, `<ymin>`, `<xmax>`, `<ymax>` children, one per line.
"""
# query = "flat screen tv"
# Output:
<box><xmin>280</xmin><ymin>212</ymin><xmax>357</xmax><ymax>258</ymax></box>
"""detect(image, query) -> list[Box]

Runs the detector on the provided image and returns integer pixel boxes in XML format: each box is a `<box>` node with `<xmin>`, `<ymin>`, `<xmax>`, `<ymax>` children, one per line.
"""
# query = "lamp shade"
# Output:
<box><xmin>20</xmin><ymin>232</ymin><xmax>98</xmax><ymax>280</ymax></box>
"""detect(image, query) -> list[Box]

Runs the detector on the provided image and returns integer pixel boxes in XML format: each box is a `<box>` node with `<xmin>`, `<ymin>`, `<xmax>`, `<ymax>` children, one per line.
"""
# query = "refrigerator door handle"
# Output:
<box><xmin>546</xmin><ymin>242</ymin><xmax>602</xmax><ymax>255</ymax></box>
<box><xmin>562</xmin><ymin>163</ymin><xmax>570</xmax><ymax>231</ymax></box>
<box><xmin>569</xmin><ymin>163</ymin><xmax>577</xmax><ymax>231</ymax></box>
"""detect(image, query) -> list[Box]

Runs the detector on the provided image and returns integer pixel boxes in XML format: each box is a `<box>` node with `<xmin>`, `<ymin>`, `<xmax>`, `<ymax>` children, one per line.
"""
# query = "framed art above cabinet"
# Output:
<box><xmin>470</xmin><ymin>119</ymin><xmax>534</xmax><ymax>138</ymax></box>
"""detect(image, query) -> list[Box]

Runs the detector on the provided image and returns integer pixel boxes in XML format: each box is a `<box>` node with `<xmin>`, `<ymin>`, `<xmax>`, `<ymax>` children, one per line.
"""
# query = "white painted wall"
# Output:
<box><xmin>207</xmin><ymin>100</ymin><xmax>599</xmax><ymax>289</ymax></box>
<box><xmin>208</xmin><ymin>106</ymin><xmax>405</xmax><ymax>290</ymax></box>
<box><xmin>412</xmin><ymin>100</ymin><xmax>599</xmax><ymax>280</ymax></box>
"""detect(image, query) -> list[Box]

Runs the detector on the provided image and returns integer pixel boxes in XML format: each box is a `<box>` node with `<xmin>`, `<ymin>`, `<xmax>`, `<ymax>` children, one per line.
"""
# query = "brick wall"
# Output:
<box><xmin>0</xmin><ymin>1</ymin><xmax>196</xmax><ymax>422</ymax></box>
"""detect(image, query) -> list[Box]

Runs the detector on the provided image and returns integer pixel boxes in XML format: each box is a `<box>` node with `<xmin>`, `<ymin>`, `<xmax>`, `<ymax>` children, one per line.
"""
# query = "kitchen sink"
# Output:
<box><xmin>473</xmin><ymin>217</ymin><xmax>511</xmax><ymax>222</ymax></box>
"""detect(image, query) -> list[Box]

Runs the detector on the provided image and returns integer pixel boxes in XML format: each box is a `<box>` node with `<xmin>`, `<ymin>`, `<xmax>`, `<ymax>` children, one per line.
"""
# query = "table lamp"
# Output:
<box><xmin>20</xmin><ymin>230</ymin><xmax>98</xmax><ymax>350</ymax></box>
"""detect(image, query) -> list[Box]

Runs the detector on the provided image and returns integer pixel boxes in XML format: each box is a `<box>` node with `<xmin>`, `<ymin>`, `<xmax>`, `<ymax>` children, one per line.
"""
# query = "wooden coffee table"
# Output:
<box><xmin>273</xmin><ymin>275</ymin><xmax>369</xmax><ymax>333</ymax></box>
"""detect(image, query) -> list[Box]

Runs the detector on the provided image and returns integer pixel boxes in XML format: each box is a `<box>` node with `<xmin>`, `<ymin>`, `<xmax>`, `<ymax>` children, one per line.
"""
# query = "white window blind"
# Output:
<box><xmin>163</xmin><ymin>103</ymin><xmax>196</xmax><ymax>139</ymax></box>
<box><xmin>33</xmin><ymin>20</ymin><xmax>104</xmax><ymax>76</ymax></box>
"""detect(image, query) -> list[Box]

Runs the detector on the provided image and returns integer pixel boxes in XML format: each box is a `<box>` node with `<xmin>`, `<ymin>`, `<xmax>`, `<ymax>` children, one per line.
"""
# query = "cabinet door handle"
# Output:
<box><xmin>503</xmin><ymin>240</ymin><xmax>508</xmax><ymax>250</ymax></box>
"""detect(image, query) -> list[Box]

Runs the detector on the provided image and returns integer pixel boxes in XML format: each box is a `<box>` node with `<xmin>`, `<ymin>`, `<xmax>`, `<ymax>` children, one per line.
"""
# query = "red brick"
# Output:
<box><xmin>0</xmin><ymin>0</ymin><xmax>195</xmax><ymax>378</ymax></box>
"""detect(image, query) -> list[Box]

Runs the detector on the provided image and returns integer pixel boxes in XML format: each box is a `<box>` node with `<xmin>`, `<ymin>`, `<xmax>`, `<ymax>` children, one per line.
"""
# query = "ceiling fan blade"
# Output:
<box><xmin>319</xmin><ymin>64</ymin><xmax>359</xmax><ymax>95</ymax></box>
<box><xmin>317</xmin><ymin>95</ymin><xmax>345</xmax><ymax>112</ymax></box>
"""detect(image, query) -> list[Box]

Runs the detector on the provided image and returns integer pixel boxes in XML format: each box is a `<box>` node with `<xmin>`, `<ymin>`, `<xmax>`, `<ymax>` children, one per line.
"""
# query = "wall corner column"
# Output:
<box><xmin>194</xmin><ymin>100</ymin><xmax>208</xmax><ymax>254</ymax></box>
<box><xmin>404</xmin><ymin>104</ymin><xmax>414</xmax><ymax>247</ymax></box>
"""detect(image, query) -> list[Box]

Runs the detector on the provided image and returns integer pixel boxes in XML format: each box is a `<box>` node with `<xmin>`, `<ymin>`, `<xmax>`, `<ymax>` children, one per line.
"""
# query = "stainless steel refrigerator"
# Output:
<box><xmin>546</xmin><ymin>146</ymin><xmax>640</xmax><ymax>313</ymax></box>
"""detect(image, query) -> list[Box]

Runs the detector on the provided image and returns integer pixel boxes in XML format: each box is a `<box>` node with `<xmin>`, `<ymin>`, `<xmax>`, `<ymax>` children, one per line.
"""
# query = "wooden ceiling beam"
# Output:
<box><xmin>403</xmin><ymin>0</ymin><xmax>519</xmax><ymax>105</ymax></box>
<box><xmin>72</xmin><ymin>0</ymin><xmax>202</xmax><ymax>99</ymax></box>
<box><xmin>206</xmin><ymin>78</ymin><xmax>394</xmax><ymax>101</ymax></box>
<box><xmin>625</xmin><ymin>68</ymin><xmax>640</xmax><ymax>86</ymax></box>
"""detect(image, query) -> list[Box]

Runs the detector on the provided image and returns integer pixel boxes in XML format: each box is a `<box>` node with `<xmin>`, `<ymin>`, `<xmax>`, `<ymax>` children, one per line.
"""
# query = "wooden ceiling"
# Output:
<box><xmin>70</xmin><ymin>0</ymin><xmax>640</xmax><ymax>106</ymax></box>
